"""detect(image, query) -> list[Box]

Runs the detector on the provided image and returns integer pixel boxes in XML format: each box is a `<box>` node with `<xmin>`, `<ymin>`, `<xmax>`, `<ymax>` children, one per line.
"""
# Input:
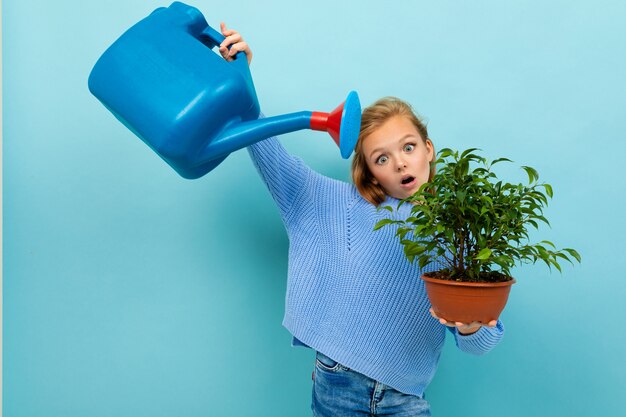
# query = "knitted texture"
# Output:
<box><xmin>247</xmin><ymin>136</ymin><xmax>505</xmax><ymax>396</ymax></box>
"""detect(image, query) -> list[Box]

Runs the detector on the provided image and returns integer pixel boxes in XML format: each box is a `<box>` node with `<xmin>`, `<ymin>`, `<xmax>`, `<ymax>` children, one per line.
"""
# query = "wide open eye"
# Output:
<box><xmin>376</xmin><ymin>155</ymin><xmax>389</xmax><ymax>165</ymax></box>
<box><xmin>403</xmin><ymin>143</ymin><xmax>415</xmax><ymax>152</ymax></box>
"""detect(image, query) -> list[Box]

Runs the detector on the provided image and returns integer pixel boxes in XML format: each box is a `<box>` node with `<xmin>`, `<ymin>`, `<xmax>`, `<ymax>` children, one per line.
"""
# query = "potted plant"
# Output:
<box><xmin>375</xmin><ymin>148</ymin><xmax>581</xmax><ymax>323</ymax></box>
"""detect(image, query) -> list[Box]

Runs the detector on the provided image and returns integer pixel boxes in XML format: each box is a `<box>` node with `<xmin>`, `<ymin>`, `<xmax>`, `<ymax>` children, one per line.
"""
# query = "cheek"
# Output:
<box><xmin>415</xmin><ymin>156</ymin><xmax>431</xmax><ymax>180</ymax></box>
<box><xmin>366</xmin><ymin>161</ymin><xmax>382</xmax><ymax>180</ymax></box>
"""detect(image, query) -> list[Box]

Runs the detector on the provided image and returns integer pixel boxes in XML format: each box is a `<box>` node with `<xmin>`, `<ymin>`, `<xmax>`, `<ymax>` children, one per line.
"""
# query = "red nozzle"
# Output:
<box><xmin>309</xmin><ymin>92</ymin><xmax>361</xmax><ymax>159</ymax></box>
<box><xmin>310</xmin><ymin>100</ymin><xmax>345</xmax><ymax>148</ymax></box>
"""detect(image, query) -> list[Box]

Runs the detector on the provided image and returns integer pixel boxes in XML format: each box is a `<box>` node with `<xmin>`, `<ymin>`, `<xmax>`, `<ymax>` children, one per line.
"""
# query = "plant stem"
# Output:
<box><xmin>458</xmin><ymin>229</ymin><xmax>465</xmax><ymax>275</ymax></box>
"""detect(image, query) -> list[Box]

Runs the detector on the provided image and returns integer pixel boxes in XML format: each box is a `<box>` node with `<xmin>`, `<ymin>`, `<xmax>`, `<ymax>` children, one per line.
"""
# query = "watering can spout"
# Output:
<box><xmin>199</xmin><ymin>91</ymin><xmax>361</xmax><ymax>168</ymax></box>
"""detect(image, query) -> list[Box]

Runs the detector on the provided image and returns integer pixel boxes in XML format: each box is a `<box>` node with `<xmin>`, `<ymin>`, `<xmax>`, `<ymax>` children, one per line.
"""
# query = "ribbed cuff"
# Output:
<box><xmin>454</xmin><ymin>320</ymin><xmax>505</xmax><ymax>355</ymax></box>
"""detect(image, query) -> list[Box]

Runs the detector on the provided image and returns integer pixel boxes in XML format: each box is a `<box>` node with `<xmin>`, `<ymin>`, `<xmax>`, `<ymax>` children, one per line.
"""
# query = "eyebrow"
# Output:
<box><xmin>369</xmin><ymin>134</ymin><xmax>417</xmax><ymax>159</ymax></box>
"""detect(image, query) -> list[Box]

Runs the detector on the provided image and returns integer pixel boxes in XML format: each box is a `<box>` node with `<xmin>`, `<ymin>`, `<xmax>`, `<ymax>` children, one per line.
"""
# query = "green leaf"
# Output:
<box><xmin>404</xmin><ymin>244</ymin><xmax>427</xmax><ymax>257</ymax></box>
<box><xmin>555</xmin><ymin>252</ymin><xmax>575</xmax><ymax>266</ymax></box>
<box><xmin>537</xmin><ymin>215</ymin><xmax>551</xmax><ymax>226</ymax></box>
<box><xmin>521</xmin><ymin>166</ymin><xmax>539</xmax><ymax>184</ymax></box>
<box><xmin>438</xmin><ymin>148</ymin><xmax>455</xmax><ymax>159</ymax></box>
<box><xmin>550</xmin><ymin>258</ymin><xmax>563</xmax><ymax>273</ymax></box>
<box><xmin>475</xmin><ymin>248</ymin><xmax>492</xmax><ymax>260</ymax></box>
<box><xmin>563</xmin><ymin>248</ymin><xmax>582</xmax><ymax>263</ymax></box>
<box><xmin>374</xmin><ymin>219</ymin><xmax>394</xmax><ymax>230</ymax></box>
<box><xmin>458</xmin><ymin>160</ymin><xmax>470</xmax><ymax>176</ymax></box>
<box><xmin>461</xmin><ymin>148</ymin><xmax>481</xmax><ymax>159</ymax></box>
<box><xmin>542</xmin><ymin>183</ymin><xmax>554</xmax><ymax>198</ymax></box>
<box><xmin>396</xmin><ymin>227</ymin><xmax>411</xmax><ymax>239</ymax></box>
<box><xmin>491</xmin><ymin>157</ymin><xmax>513</xmax><ymax>166</ymax></box>
<box><xmin>493</xmin><ymin>255</ymin><xmax>512</xmax><ymax>269</ymax></box>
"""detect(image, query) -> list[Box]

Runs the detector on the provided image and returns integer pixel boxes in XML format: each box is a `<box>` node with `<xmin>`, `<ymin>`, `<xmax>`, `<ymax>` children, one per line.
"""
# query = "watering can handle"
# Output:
<box><xmin>200</xmin><ymin>25</ymin><xmax>248</xmax><ymax>64</ymax></box>
<box><xmin>200</xmin><ymin>25</ymin><xmax>224</xmax><ymax>48</ymax></box>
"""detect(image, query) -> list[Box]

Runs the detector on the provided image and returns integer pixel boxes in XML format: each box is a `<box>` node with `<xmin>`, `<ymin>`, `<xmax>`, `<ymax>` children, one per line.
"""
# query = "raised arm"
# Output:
<box><xmin>219</xmin><ymin>23</ymin><xmax>312</xmax><ymax>220</ymax></box>
<box><xmin>247</xmin><ymin>131</ymin><xmax>312</xmax><ymax>220</ymax></box>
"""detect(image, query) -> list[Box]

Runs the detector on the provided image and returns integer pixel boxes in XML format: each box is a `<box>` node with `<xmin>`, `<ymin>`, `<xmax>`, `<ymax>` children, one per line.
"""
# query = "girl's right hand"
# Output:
<box><xmin>218</xmin><ymin>22</ymin><xmax>252</xmax><ymax>65</ymax></box>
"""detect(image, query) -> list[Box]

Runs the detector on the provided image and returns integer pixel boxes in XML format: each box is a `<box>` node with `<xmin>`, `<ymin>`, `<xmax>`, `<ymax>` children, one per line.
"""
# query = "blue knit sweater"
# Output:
<box><xmin>247</xmin><ymin>135</ymin><xmax>504</xmax><ymax>396</ymax></box>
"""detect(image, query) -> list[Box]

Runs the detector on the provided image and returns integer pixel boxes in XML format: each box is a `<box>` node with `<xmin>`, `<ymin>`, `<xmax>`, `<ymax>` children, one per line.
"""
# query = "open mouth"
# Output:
<box><xmin>401</xmin><ymin>175</ymin><xmax>415</xmax><ymax>185</ymax></box>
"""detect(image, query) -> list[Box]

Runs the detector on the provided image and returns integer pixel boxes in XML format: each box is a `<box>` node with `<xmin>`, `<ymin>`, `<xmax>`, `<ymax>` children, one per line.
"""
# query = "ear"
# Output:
<box><xmin>425</xmin><ymin>139</ymin><xmax>435</xmax><ymax>162</ymax></box>
<box><xmin>372</xmin><ymin>178</ymin><xmax>379</xmax><ymax>185</ymax></box>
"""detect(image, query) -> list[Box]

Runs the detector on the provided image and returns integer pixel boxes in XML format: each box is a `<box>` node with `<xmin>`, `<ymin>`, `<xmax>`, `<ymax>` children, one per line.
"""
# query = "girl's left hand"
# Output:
<box><xmin>429</xmin><ymin>308</ymin><xmax>497</xmax><ymax>335</ymax></box>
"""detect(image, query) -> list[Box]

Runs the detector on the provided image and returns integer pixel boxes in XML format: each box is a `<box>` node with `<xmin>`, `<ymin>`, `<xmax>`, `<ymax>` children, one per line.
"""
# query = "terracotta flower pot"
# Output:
<box><xmin>421</xmin><ymin>274</ymin><xmax>516</xmax><ymax>324</ymax></box>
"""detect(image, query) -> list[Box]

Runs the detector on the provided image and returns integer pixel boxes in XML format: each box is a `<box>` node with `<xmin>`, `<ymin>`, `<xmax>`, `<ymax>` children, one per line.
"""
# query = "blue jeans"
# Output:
<box><xmin>312</xmin><ymin>351</ymin><xmax>432</xmax><ymax>417</ymax></box>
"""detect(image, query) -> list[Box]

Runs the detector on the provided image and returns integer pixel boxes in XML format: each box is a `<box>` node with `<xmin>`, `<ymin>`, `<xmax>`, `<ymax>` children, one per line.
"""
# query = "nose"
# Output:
<box><xmin>396</xmin><ymin>159</ymin><xmax>407</xmax><ymax>171</ymax></box>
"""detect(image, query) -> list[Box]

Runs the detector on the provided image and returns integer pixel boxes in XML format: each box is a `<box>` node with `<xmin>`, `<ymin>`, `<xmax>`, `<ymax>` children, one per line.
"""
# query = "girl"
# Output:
<box><xmin>219</xmin><ymin>24</ymin><xmax>504</xmax><ymax>417</ymax></box>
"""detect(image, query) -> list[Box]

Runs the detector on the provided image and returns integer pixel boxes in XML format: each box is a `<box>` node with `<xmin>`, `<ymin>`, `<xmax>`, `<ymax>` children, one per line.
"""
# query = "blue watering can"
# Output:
<box><xmin>88</xmin><ymin>1</ymin><xmax>361</xmax><ymax>179</ymax></box>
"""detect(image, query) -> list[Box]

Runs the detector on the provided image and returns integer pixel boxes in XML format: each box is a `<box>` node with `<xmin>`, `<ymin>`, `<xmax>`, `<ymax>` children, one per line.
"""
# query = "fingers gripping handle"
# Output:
<box><xmin>200</xmin><ymin>25</ymin><xmax>247</xmax><ymax>63</ymax></box>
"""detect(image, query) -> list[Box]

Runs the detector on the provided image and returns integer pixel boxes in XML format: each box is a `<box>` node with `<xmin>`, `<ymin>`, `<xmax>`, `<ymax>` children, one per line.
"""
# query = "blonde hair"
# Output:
<box><xmin>351</xmin><ymin>97</ymin><xmax>436</xmax><ymax>206</ymax></box>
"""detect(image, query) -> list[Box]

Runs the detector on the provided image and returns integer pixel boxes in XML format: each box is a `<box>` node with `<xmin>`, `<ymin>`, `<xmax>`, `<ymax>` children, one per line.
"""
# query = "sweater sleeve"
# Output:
<box><xmin>246</xmin><ymin>123</ymin><xmax>312</xmax><ymax>221</ymax></box>
<box><xmin>448</xmin><ymin>320</ymin><xmax>505</xmax><ymax>355</ymax></box>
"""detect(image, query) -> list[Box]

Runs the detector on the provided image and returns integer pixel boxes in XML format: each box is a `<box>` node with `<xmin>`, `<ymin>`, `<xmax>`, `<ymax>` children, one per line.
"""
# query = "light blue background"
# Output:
<box><xmin>4</xmin><ymin>0</ymin><xmax>626</xmax><ymax>416</ymax></box>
